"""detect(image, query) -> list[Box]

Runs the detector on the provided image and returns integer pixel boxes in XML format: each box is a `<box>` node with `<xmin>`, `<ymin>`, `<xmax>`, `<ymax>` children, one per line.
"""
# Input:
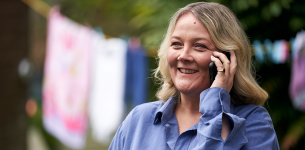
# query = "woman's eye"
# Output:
<box><xmin>195</xmin><ymin>44</ymin><xmax>207</xmax><ymax>49</ymax></box>
<box><xmin>171</xmin><ymin>42</ymin><xmax>182</xmax><ymax>47</ymax></box>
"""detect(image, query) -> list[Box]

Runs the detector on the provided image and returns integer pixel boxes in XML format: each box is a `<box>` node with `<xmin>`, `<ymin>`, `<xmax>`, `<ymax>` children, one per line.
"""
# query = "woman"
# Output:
<box><xmin>109</xmin><ymin>2</ymin><xmax>279</xmax><ymax>150</ymax></box>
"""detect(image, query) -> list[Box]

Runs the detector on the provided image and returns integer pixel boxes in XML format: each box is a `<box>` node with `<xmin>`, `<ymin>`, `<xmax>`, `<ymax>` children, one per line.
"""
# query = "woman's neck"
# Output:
<box><xmin>175</xmin><ymin>93</ymin><xmax>202</xmax><ymax>134</ymax></box>
<box><xmin>178</xmin><ymin>93</ymin><xmax>200</xmax><ymax>114</ymax></box>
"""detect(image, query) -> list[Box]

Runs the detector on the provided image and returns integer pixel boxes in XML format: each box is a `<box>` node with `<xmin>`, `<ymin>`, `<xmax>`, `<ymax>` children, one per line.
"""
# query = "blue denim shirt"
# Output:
<box><xmin>109</xmin><ymin>87</ymin><xmax>280</xmax><ymax>150</ymax></box>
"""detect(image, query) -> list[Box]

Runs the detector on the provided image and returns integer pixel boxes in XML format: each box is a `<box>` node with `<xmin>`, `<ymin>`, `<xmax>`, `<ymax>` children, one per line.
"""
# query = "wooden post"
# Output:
<box><xmin>0</xmin><ymin>0</ymin><xmax>29</xmax><ymax>149</ymax></box>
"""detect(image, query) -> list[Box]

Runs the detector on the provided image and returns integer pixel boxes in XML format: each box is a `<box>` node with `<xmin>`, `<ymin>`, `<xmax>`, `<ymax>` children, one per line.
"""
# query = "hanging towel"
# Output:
<box><xmin>281</xmin><ymin>40</ymin><xmax>289</xmax><ymax>63</ymax></box>
<box><xmin>43</xmin><ymin>7</ymin><xmax>91</xmax><ymax>149</ymax></box>
<box><xmin>124</xmin><ymin>40</ymin><xmax>148</xmax><ymax>112</ymax></box>
<box><xmin>289</xmin><ymin>31</ymin><xmax>305</xmax><ymax>111</ymax></box>
<box><xmin>88</xmin><ymin>34</ymin><xmax>127</xmax><ymax>143</ymax></box>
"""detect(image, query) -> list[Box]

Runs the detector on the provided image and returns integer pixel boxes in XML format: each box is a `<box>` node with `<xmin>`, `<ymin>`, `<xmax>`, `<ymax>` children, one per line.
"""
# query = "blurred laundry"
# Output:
<box><xmin>43</xmin><ymin>7</ymin><xmax>149</xmax><ymax>147</ymax></box>
<box><xmin>264</xmin><ymin>39</ymin><xmax>273</xmax><ymax>61</ymax></box>
<box><xmin>253</xmin><ymin>40</ymin><xmax>265</xmax><ymax>63</ymax></box>
<box><xmin>43</xmin><ymin>7</ymin><xmax>91</xmax><ymax>149</ymax></box>
<box><xmin>252</xmin><ymin>39</ymin><xmax>292</xmax><ymax>64</ymax></box>
<box><xmin>272</xmin><ymin>40</ymin><xmax>289</xmax><ymax>64</ymax></box>
<box><xmin>88</xmin><ymin>31</ymin><xmax>127</xmax><ymax>144</ymax></box>
<box><xmin>289</xmin><ymin>30</ymin><xmax>305</xmax><ymax>111</ymax></box>
<box><xmin>124</xmin><ymin>37</ymin><xmax>148</xmax><ymax>112</ymax></box>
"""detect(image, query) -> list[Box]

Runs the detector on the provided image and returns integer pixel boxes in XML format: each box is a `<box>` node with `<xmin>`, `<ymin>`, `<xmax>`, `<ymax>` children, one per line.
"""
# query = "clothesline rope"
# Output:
<box><xmin>21</xmin><ymin>0</ymin><xmax>50</xmax><ymax>18</ymax></box>
<box><xmin>22</xmin><ymin>0</ymin><xmax>160</xmax><ymax>57</ymax></box>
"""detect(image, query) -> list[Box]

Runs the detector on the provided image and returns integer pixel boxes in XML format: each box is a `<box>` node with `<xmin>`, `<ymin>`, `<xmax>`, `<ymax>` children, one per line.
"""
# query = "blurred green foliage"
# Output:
<box><xmin>46</xmin><ymin>0</ymin><xmax>305</xmax><ymax>45</ymax></box>
<box><xmin>40</xmin><ymin>0</ymin><xmax>305</xmax><ymax>149</ymax></box>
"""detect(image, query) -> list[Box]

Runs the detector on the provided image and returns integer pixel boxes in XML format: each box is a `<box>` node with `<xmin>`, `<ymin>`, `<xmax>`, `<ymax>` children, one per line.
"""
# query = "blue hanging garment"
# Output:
<box><xmin>265</xmin><ymin>39</ymin><xmax>289</xmax><ymax>64</ymax></box>
<box><xmin>271</xmin><ymin>40</ymin><xmax>282</xmax><ymax>64</ymax></box>
<box><xmin>264</xmin><ymin>39</ymin><xmax>273</xmax><ymax>62</ymax></box>
<box><xmin>253</xmin><ymin>40</ymin><xmax>265</xmax><ymax>63</ymax></box>
<box><xmin>124</xmin><ymin>38</ymin><xmax>148</xmax><ymax>112</ymax></box>
<box><xmin>289</xmin><ymin>31</ymin><xmax>305</xmax><ymax>111</ymax></box>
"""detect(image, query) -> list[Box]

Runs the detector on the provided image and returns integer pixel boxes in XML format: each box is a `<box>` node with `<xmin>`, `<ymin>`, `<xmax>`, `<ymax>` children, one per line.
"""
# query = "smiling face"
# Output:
<box><xmin>167</xmin><ymin>12</ymin><xmax>218</xmax><ymax>98</ymax></box>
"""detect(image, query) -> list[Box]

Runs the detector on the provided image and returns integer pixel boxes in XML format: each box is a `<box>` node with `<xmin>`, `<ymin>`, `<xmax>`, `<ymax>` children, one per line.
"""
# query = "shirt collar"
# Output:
<box><xmin>153</xmin><ymin>97</ymin><xmax>178</xmax><ymax>125</ymax></box>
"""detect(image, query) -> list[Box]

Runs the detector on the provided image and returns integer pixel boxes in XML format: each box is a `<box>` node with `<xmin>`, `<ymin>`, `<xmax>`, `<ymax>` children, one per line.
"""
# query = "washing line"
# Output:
<box><xmin>21</xmin><ymin>0</ymin><xmax>115</xmax><ymax>39</ymax></box>
<box><xmin>21</xmin><ymin>0</ymin><xmax>159</xmax><ymax>57</ymax></box>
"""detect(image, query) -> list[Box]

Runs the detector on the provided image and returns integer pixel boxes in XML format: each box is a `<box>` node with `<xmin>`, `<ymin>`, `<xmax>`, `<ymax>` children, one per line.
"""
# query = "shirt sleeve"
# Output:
<box><xmin>109</xmin><ymin>108</ymin><xmax>135</xmax><ymax>150</ymax></box>
<box><xmin>197</xmin><ymin>87</ymin><xmax>279</xmax><ymax>150</ymax></box>
<box><xmin>240</xmin><ymin>107</ymin><xmax>280</xmax><ymax>150</ymax></box>
<box><xmin>108</xmin><ymin>123</ymin><xmax>125</xmax><ymax>150</ymax></box>
<box><xmin>197</xmin><ymin>87</ymin><xmax>248</xmax><ymax>149</ymax></box>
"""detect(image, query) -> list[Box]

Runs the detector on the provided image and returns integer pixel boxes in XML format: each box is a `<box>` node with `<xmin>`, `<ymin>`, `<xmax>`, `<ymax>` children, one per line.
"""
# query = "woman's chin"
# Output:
<box><xmin>176</xmin><ymin>85</ymin><xmax>197</xmax><ymax>95</ymax></box>
<box><xmin>175</xmin><ymin>82</ymin><xmax>209</xmax><ymax>95</ymax></box>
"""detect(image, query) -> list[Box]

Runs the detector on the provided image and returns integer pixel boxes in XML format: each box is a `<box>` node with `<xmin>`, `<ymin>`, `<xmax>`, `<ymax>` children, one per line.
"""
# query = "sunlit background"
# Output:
<box><xmin>1</xmin><ymin>0</ymin><xmax>305</xmax><ymax>150</ymax></box>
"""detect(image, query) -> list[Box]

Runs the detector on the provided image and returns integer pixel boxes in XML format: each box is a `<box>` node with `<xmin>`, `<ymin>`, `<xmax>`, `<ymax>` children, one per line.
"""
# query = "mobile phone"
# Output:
<box><xmin>209</xmin><ymin>51</ymin><xmax>230</xmax><ymax>86</ymax></box>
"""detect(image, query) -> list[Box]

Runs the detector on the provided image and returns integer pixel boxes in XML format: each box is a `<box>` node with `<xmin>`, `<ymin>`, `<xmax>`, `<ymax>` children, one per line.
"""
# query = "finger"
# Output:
<box><xmin>213</xmin><ymin>51</ymin><xmax>230</xmax><ymax>75</ymax></box>
<box><xmin>211</xmin><ymin>55</ymin><xmax>225</xmax><ymax>75</ymax></box>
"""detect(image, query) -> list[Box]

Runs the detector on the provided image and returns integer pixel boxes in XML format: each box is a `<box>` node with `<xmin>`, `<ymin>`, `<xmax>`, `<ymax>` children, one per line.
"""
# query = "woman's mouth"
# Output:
<box><xmin>179</xmin><ymin>68</ymin><xmax>199</xmax><ymax>74</ymax></box>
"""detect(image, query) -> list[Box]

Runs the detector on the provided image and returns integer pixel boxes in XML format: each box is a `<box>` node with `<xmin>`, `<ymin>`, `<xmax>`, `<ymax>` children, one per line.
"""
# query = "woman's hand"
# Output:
<box><xmin>210</xmin><ymin>51</ymin><xmax>237</xmax><ymax>93</ymax></box>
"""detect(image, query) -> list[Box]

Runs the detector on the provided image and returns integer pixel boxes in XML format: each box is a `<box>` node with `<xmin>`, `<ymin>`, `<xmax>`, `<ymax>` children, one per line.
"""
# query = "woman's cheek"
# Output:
<box><xmin>196</xmin><ymin>55</ymin><xmax>212</xmax><ymax>68</ymax></box>
<box><xmin>167</xmin><ymin>49</ymin><xmax>178</xmax><ymax>64</ymax></box>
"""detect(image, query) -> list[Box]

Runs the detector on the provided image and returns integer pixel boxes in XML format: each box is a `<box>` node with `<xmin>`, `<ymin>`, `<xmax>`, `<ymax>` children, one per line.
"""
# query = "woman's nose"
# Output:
<box><xmin>177</xmin><ymin>47</ymin><xmax>193</xmax><ymax>62</ymax></box>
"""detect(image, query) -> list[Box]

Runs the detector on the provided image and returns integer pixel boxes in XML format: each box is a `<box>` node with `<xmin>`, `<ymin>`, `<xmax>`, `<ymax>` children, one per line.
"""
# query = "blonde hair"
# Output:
<box><xmin>154</xmin><ymin>2</ymin><xmax>268</xmax><ymax>106</ymax></box>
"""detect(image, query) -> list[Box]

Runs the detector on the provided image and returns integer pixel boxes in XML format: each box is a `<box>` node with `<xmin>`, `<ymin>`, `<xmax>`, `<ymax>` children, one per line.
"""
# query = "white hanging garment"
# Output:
<box><xmin>89</xmin><ymin>33</ymin><xmax>127</xmax><ymax>143</ymax></box>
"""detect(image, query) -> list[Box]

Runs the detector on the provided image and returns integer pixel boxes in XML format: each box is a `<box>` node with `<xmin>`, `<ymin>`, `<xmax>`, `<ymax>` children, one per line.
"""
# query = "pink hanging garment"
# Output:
<box><xmin>289</xmin><ymin>31</ymin><xmax>305</xmax><ymax>111</ymax></box>
<box><xmin>280</xmin><ymin>40</ymin><xmax>289</xmax><ymax>63</ymax></box>
<box><xmin>43</xmin><ymin>7</ymin><xmax>91</xmax><ymax>149</ymax></box>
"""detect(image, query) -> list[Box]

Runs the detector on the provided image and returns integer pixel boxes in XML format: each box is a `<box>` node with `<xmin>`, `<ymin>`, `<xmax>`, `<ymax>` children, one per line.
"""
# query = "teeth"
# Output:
<box><xmin>180</xmin><ymin>69</ymin><xmax>198</xmax><ymax>74</ymax></box>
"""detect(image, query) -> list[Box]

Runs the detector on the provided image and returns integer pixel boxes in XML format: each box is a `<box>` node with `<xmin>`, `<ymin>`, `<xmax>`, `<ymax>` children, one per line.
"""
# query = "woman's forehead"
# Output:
<box><xmin>172</xmin><ymin>13</ymin><xmax>211</xmax><ymax>40</ymax></box>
